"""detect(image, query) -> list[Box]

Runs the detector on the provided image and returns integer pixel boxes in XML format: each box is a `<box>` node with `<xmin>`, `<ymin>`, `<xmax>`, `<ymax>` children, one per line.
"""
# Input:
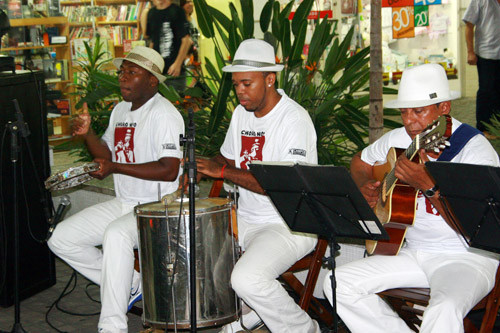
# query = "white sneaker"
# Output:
<box><xmin>127</xmin><ymin>279</ymin><xmax>142</xmax><ymax>311</ymax></box>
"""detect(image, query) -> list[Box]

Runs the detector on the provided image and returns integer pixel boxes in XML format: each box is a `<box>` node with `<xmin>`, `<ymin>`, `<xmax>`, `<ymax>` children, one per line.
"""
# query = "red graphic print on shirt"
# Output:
<box><xmin>240</xmin><ymin>135</ymin><xmax>265</xmax><ymax>169</ymax></box>
<box><xmin>114</xmin><ymin>127</ymin><xmax>135</xmax><ymax>163</ymax></box>
<box><xmin>418</xmin><ymin>192</ymin><xmax>440</xmax><ymax>216</ymax></box>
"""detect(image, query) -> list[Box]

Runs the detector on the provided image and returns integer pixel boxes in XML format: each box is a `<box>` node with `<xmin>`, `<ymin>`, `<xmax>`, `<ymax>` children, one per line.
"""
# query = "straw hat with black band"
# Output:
<box><xmin>113</xmin><ymin>46</ymin><xmax>167</xmax><ymax>83</ymax></box>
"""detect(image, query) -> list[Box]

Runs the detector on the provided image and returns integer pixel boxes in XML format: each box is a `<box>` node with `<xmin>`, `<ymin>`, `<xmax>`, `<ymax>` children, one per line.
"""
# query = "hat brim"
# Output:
<box><xmin>385</xmin><ymin>90</ymin><xmax>460</xmax><ymax>108</ymax></box>
<box><xmin>222</xmin><ymin>64</ymin><xmax>284</xmax><ymax>73</ymax></box>
<box><xmin>113</xmin><ymin>58</ymin><xmax>167</xmax><ymax>83</ymax></box>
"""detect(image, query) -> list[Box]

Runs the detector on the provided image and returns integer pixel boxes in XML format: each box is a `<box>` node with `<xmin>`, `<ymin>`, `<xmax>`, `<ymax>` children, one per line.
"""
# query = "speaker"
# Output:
<box><xmin>0</xmin><ymin>70</ymin><xmax>56</xmax><ymax>307</ymax></box>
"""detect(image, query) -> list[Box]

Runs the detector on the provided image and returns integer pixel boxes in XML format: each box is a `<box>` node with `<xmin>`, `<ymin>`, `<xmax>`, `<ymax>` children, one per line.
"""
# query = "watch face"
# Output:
<box><xmin>425</xmin><ymin>186</ymin><xmax>437</xmax><ymax>197</ymax></box>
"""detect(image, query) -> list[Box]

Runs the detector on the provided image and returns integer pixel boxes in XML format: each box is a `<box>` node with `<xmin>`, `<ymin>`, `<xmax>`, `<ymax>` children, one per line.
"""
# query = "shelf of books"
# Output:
<box><xmin>1</xmin><ymin>14</ymin><xmax>74</xmax><ymax>142</ymax></box>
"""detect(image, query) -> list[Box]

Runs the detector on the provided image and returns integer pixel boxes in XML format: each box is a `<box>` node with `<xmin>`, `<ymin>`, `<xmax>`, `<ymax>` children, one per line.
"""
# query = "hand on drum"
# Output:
<box><xmin>72</xmin><ymin>102</ymin><xmax>92</xmax><ymax>136</ymax></box>
<box><xmin>89</xmin><ymin>158</ymin><xmax>114</xmax><ymax>180</ymax></box>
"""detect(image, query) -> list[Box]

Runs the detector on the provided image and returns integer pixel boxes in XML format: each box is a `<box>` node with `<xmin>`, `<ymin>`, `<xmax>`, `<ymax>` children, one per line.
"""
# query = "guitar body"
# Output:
<box><xmin>366</xmin><ymin>148</ymin><xmax>418</xmax><ymax>256</ymax></box>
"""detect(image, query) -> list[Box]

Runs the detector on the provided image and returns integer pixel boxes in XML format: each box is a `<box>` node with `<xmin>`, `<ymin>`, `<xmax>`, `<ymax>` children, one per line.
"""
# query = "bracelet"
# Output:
<box><xmin>221</xmin><ymin>164</ymin><xmax>227</xmax><ymax>179</ymax></box>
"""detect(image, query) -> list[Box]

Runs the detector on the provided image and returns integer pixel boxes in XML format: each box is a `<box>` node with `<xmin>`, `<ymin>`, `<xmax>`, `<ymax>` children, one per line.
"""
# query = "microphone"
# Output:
<box><xmin>12</xmin><ymin>99</ymin><xmax>30</xmax><ymax>138</ymax></box>
<box><xmin>46</xmin><ymin>195</ymin><xmax>71</xmax><ymax>241</ymax></box>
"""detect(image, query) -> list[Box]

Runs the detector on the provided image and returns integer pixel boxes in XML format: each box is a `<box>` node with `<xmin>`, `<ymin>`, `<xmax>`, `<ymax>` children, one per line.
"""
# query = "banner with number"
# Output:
<box><xmin>392</xmin><ymin>6</ymin><xmax>415</xmax><ymax>39</ymax></box>
<box><xmin>414</xmin><ymin>5</ymin><xmax>429</xmax><ymax>26</ymax></box>
<box><xmin>414</xmin><ymin>0</ymin><xmax>441</xmax><ymax>5</ymax></box>
<box><xmin>382</xmin><ymin>0</ymin><xmax>413</xmax><ymax>7</ymax></box>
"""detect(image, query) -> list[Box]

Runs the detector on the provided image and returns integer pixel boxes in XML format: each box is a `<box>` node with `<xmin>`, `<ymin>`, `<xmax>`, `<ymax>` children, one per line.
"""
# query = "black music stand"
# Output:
<box><xmin>249</xmin><ymin>162</ymin><xmax>388</xmax><ymax>333</ymax></box>
<box><xmin>426</xmin><ymin>161</ymin><xmax>500</xmax><ymax>254</ymax></box>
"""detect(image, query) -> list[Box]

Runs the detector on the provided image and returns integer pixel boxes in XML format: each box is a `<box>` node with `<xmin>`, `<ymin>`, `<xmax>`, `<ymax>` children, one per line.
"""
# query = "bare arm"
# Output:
<box><xmin>167</xmin><ymin>35</ymin><xmax>192</xmax><ymax>77</ymax></box>
<box><xmin>465</xmin><ymin>21</ymin><xmax>477</xmax><ymax>65</ymax></box>
<box><xmin>350</xmin><ymin>152</ymin><xmax>381</xmax><ymax>208</ymax></box>
<box><xmin>196</xmin><ymin>154</ymin><xmax>265</xmax><ymax>194</ymax></box>
<box><xmin>91</xmin><ymin>156</ymin><xmax>180</xmax><ymax>181</ymax></box>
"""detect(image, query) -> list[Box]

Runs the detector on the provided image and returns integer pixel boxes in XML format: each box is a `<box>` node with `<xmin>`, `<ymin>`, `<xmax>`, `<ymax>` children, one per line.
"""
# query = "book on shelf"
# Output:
<box><xmin>123</xmin><ymin>39</ymin><xmax>145</xmax><ymax>53</ymax></box>
<box><xmin>4</xmin><ymin>27</ymin><xmax>25</xmax><ymax>47</ymax></box>
<box><xmin>7</xmin><ymin>0</ymin><xmax>22</xmax><ymax>19</ymax></box>
<box><xmin>47</xmin><ymin>98</ymin><xmax>70</xmax><ymax>115</ymax></box>
<box><xmin>43</xmin><ymin>58</ymin><xmax>68</xmax><ymax>82</ymax></box>
<box><xmin>106</xmin><ymin>5</ymin><xmax>118</xmax><ymax>21</ymax></box>
<box><xmin>32</xmin><ymin>0</ymin><xmax>47</xmax><ymax>12</ymax></box>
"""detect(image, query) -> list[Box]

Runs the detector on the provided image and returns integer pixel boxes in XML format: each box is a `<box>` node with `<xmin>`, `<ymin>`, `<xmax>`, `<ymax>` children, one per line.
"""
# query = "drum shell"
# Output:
<box><xmin>135</xmin><ymin>197</ymin><xmax>240</xmax><ymax>329</ymax></box>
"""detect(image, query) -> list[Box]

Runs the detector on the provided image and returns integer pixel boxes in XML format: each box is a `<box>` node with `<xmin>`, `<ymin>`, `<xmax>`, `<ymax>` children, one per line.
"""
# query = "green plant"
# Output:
<box><xmin>55</xmin><ymin>37</ymin><xmax>119</xmax><ymax>161</ymax></box>
<box><xmin>194</xmin><ymin>0</ymin><xmax>399</xmax><ymax>165</ymax></box>
<box><xmin>484</xmin><ymin>115</ymin><xmax>500</xmax><ymax>155</ymax></box>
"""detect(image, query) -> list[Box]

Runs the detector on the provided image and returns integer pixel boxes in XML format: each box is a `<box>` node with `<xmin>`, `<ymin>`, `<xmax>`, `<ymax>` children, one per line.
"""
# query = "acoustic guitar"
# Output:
<box><xmin>366</xmin><ymin>115</ymin><xmax>451</xmax><ymax>256</ymax></box>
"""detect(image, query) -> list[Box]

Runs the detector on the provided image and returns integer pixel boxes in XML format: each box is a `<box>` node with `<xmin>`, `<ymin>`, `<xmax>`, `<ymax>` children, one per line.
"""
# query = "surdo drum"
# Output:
<box><xmin>135</xmin><ymin>197</ymin><xmax>240</xmax><ymax>329</ymax></box>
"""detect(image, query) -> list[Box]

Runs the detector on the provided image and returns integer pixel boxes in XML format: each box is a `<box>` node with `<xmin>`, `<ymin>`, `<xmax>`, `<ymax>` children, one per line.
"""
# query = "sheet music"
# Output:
<box><xmin>358</xmin><ymin>220</ymin><xmax>383</xmax><ymax>235</ymax></box>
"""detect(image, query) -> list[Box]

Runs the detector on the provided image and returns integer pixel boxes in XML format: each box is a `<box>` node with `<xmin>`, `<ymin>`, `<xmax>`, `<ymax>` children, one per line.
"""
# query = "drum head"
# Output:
<box><xmin>135</xmin><ymin>197</ymin><xmax>232</xmax><ymax>217</ymax></box>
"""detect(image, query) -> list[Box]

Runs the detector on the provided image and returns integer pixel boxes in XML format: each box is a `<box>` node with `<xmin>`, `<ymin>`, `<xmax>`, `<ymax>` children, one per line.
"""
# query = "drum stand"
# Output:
<box><xmin>179</xmin><ymin>107</ymin><xmax>197</xmax><ymax>332</ymax></box>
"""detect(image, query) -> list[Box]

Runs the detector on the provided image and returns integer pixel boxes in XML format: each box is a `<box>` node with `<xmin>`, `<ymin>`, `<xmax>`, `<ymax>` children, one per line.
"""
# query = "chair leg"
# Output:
<box><xmin>281</xmin><ymin>239</ymin><xmax>334</xmax><ymax>327</ymax></box>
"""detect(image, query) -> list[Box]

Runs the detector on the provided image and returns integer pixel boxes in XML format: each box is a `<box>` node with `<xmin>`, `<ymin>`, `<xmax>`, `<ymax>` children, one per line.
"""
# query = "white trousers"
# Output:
<box><xmin>323</xmin><ymin>248</ymin><xmax>499</xmax><ymax>333</ymax></box>
<box><xmin>228</xmin><ymin>218</ymin><xmax>319</xmax><ymax>333</ymax></box>
<box><xmin>47</xmin><ymin>198</ymin><xmax>140</xmax><ymax>333</ymax></box>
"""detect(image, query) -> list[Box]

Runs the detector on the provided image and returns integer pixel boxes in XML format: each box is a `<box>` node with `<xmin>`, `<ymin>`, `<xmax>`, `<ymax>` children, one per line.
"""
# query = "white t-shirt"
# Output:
<box><xmin>462</xmin><ymin>0</ymin><xmax>500</xmax><ymax>60</ymax></box>
<box><xmin>102</xmin><ymin>93</ymin><xmax>184</xmax><ymax>205</ymax></box>
<box><xmin>220</xmin><ymin>90</ymin><xmax>318</xmax><ymax>224</ymax></box>
<box><xmin>361</xmin><ymin>117</ymin><xmax>500</xmax><ymax>253</ymax></box>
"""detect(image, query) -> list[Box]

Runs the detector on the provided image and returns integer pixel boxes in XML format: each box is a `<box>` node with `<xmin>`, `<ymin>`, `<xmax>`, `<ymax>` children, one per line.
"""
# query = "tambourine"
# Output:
<box><xmin>45</xmin><ymin>162</ymin><xmax>100</xmax><ymax>191</ymax></box>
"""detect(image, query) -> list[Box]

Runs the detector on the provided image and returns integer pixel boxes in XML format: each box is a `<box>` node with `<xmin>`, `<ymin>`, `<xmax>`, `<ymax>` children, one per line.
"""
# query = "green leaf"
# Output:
<box><xmin>307</xmin><ymin>17</ymin><xmax>333</xmax><ymax>66</ymax></box>
<box><xmin>291</xmin><ymin>0</ymin><xmax>313</xmax><ymax>36</ymax></box>
<box><xmin>207</xmin><ymin>6</ymin><xmax>232</xmax><ymax>35</ymax></box>
<box><xmin>209</xmin><ymin>72</ymin><xmax>233</xmax><ymax>134</ymax></box>
<box><xmin>240</xmin><ymin>0</ymin><xmax>254</xmax><ymax>39</ymax></box>
<box><xmin>271</xmin><ymin>1</ymin><xmax>281</xmax><ymax>38</ymax></box>
<box><xmin>288</xmin><ymin>20</ymin><xmax>306</xmax><ymax>68</ymax></box>
<box><xmin>228</xmin><ymin>22</ymin><xmax>242</xmax><ymax>58</ymax></box>
<box><xmin>281</xmin><ymin>19</ymin><xmax>291</xmax><ymax>58</ymax></box>
<box><xmin>278</xmin><ymin>0</ymin><xmax>294</xmax><ymax>23</ymax></box>
<box><xmin>229</xmin><ymin>3</ymin><xmax>244</xmax><ymax>37</ymax></box>
<box><xmin>259</xmin><ymin>0</ymin><xmax>273</xmax><ymax>33</ymax></box>
<box><xmin>193</xmin><ymin>0</ymin><xmax>214</xmax><ymax>38</ymax></box>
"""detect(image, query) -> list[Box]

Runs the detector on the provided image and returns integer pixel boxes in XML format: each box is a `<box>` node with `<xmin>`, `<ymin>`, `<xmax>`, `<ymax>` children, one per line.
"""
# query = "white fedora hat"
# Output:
<box><xmin>113</xmin><ymin>46</ymin><xmax>167</xmax><ymax>83</ymax></box>
<box><xmin>386</xmin><ymin>63</ymin><xmax>460</xmax><ymax>108</ymax></box>
<box><xmin>222</xmin><ymin>39</ymin><xmax>284</xmax><ymax>73</ymax></box>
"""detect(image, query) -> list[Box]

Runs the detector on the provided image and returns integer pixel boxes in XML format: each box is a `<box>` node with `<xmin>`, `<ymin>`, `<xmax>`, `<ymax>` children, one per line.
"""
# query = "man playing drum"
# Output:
<box><xmin>48</xmin><ymin>46</ymin><xmax>185</xmax><ymax>333</ymax></box>
<box><xmin>195</xmin><ymin>39</ymin><xmax>320</xmax><ymax>333</ymax></box>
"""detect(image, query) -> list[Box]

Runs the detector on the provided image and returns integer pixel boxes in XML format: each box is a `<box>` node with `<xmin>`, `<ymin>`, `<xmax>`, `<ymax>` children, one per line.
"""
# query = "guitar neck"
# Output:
<box><xmin>384</xmin><ymin>138</ymin><xmax>421</xmax><ymax>192</ymax></box>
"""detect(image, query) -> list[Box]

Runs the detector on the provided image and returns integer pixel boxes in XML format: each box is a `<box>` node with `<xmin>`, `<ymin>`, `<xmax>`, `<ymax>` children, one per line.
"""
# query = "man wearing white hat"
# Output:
<box><xmin>48</xmin><ymin>46</ymin><xmax>185</xmax><ymax>333</ymax></box>
<box><xmin>195</xmin><ymin>39</ymin><xmax>320</xmax><ymax>332</ymax></box>
<box><xmin>323</xmin><ymin>63</ymin><xmax>500</xmax><ymax>332</ymax></box>
<box><xmin>462</xmin><ymin>0</ymin><xmax>500</xmax><ymax>134</ymax></box>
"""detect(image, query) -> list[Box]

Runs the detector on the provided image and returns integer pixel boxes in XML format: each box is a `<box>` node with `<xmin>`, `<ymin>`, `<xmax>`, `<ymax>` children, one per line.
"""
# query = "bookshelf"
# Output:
<box><xmin>1</xmin><ymin>16</ymin><xmax>74</xmax><ymax>142</ymax></box>
<box><xmin>61</xmin><ymin>0</ymin><xmax>146</xmax><ymax>55</ymax></box>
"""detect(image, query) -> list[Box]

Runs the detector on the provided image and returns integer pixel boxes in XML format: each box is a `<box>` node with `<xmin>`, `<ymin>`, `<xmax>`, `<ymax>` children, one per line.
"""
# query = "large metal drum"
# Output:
<box><xmin>135</xmin><ymin>197</ymin><xmax>240</xmax><ymax>329</ymax></box>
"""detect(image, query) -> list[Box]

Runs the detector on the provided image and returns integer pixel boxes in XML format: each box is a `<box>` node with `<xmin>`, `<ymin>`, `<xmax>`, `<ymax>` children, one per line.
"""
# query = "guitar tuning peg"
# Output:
<box><xmin>439</xmin><ymin>144</ymin><xmax>446</xmax><ymax>149</ymax></box>
<box><xmin>445</xmin><ymin>141</ymin><xmax>450</xmax><ymax>146</ymax></box>
<box><xmin>434</xmin><ymin>147</ymin><xmax>440</xmax><ymax>153</ymax></box>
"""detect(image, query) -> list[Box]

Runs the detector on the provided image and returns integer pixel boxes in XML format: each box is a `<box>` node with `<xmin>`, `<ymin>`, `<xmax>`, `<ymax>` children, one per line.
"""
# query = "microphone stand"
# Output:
<box><xmin>2</xmin><ymin>99</ymin><xmax>30</xmax><ymax>333</ymax></box>
<box><xmin>179</xmin><ymin>107</ymin><xmax>197</xmax><ymax>332</ymax></box>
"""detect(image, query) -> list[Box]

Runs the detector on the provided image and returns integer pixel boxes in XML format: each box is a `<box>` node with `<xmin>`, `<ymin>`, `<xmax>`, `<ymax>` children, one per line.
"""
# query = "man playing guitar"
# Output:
<box><xmin>323</xmin><ymin>64</ymin><xmax>500</xmax><ymax>332</ymax></box>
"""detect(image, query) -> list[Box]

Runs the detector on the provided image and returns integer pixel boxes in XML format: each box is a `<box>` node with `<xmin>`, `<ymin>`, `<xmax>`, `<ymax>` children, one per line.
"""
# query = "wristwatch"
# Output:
<box><xmin>424</xmin><ymin>185</ymin><xmax>439</xmax><ymax>198</ymax></box>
